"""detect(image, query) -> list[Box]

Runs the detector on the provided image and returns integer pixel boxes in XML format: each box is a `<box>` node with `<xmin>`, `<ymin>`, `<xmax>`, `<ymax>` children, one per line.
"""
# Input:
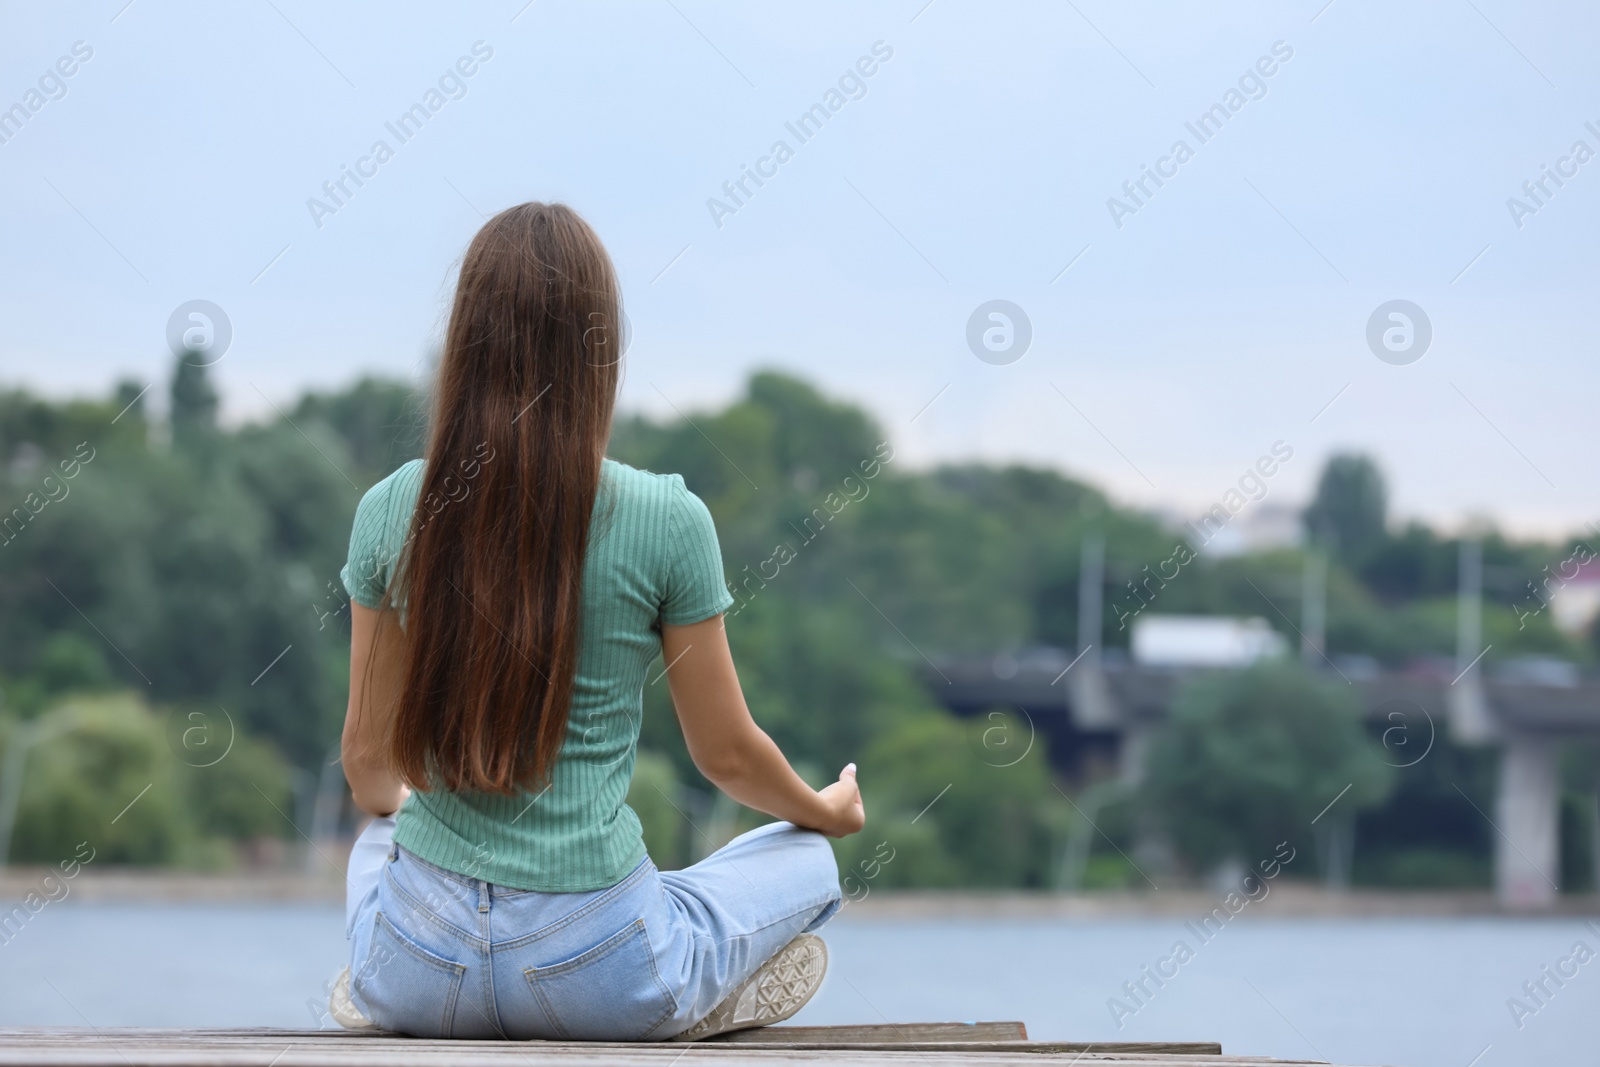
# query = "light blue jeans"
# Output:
<box><xmin>343</xmin><ymin>817</ymin><xmax>841</xmax><ymax>1040</ymax></box>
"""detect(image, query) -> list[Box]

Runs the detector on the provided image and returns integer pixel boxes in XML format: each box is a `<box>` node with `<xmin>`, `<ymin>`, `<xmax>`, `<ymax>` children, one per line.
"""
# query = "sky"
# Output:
<box><xmin>2</xmin><ymin>0</ymin><xmax>1598</xmax><ymax>537</ymax></box>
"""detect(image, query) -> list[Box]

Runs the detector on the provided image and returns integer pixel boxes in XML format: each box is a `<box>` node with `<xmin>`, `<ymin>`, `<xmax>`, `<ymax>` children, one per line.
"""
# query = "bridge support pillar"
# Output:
<box><xmin>1495</xmin><ymin>736</ymin><xmax>1560</xmax><ymax>909</ymax></box>
<box><xmin>1070</xmin><ymin>530</ymin><xmax>1120</xmax><ymax>731</ymax></box>
<box><xmin>1116</xmin><ymin>725</ymin><xmax>1148</xmax><ymax>786</ymax></box>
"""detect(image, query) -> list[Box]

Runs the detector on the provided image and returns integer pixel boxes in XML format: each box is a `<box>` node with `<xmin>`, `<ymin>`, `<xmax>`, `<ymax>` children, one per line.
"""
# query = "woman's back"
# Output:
<box><xmin>335</xmin><ymin>201</ymin><xmax>859</xmax><ymax>1041</ymax></box>
<box><xmin>341</xmin><ymin>456</ymin><xmax>732</xmax><ymax>891</ymax></box>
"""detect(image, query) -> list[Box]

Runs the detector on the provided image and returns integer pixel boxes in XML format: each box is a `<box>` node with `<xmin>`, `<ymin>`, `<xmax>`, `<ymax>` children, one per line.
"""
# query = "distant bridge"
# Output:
<box><xmin>927</xmin><ymin>650</ymin><xmax>1600</xmax><ymax>736</ymax></box>
<box><xmin>916</xmin><ymin>535</ymin><xmax>1600</xmax><ymax>909</ymax></box>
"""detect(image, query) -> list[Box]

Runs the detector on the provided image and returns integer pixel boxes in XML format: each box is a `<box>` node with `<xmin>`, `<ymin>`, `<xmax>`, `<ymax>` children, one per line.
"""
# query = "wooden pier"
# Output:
<box><xmin>0</xmin><ymin>1024</ymin><xmax>1385</xmax><ymax>1066</ymax></box>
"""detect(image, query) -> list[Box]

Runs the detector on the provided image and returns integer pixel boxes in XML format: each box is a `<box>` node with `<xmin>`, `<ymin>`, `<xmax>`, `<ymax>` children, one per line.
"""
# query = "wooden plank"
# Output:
<box><xmin>706</xmin><ymin>1024</ymin><xmax>1224</xmax><ymax>1055</ymax></box>
<box><xmin>0</xmin><ymin>1047</ymin><xmax>1325</xmax><ymax>1067</ymax></box>
<box><xmin>710</xmin><ymin>1022</ymin><xmax>1029</xmax><ymax>1044</ymax></box>
<box><xmin>696</xmin><ymin>1042</ymin><xmax>1228</xmax><ymax>1055</ymax></box>
<box><xmin>0</xmin><ymin>1029</ymin><xmax>1345</xmax><ymax>1067</ymax></box>
<box><xmin>0</xmin><ymin>1050</ymin><xmax>1321</xmax><ymax>1066</ymax></box>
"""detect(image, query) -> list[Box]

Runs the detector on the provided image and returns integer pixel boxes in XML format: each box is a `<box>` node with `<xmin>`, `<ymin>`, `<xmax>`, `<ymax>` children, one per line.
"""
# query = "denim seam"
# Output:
<box><xmin>448</xmin><ymin>979</ymin><xmax>513</xmax><ymax>1040</ymax></box>
<box><xmin>492</xmin><ymin>847</ymin><xmax>653</xmax><ymax>901</ymax></box>
<box><xmin>369</xmin><ymin>910</ymin><xmax>468</xmax><ymax>978</ymax></box>
<box><xmin>395</xmin><ymin>843</ymin><xmax>482</xmax><ymax>893</ymax></box>
<box><xmin>383</xmin><ymin>862</ymin><xmax>487</xmax><ymax>945</ymax></box>
<box><xmin>523</xmin><ymin>975</ymin><xmax>568</xmax><ymax>1040</ymax></box>
<box><xmin>480</xmin><ymin>885</ymin><xmax>501</xmax><ymax>1037</ymax></box>
<box><xmin>699</xmin><ymin>892</ymin><xmax>839</xmax><ymax>948</ymax></box>
<box><xmin>636</xmin><ymin>921</ymin><xmax>681</xmax><ymax>1041</ymax></box>
<box><xmin>521</xmin><ymin>918</ymin><xmax>677</xmax><ymax>1040</ymax></box>
<box><xmin>523</xmin><ymin>917</ymin><xmax>646</xmax><ymax>978</ymax></box>
<box><xmin>441</xmin><ymin>968</ymin><xmax>463</xmax><ymax>1035</ymax></box>
<box><xmin>633</xmin><ymin>921</ymin><xmax>678</xmax><ymax>1043</ymax></box>
<box><xmin>361</xmin><ymin>909</ymin><xmax>467</xmax><ymax>1035</ymax></box>
<box><xmin>491</xmin><ymin>856</ymin><xmax>655</xmax><ymax>951</ymax></box>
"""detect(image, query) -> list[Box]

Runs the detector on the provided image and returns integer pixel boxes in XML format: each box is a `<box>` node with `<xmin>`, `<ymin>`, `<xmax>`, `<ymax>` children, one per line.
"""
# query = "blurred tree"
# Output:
<box><xmin>112</xmin><ymin>379</ymin><xmax>148</xmax><ymax>425</ymax></box>
<box><xmin>1353</xmin><ymin>737</ymin><xmax>1495</xmax><ymax>888</ymax></box>
<box><xmin>1304</xmin><ymin>453</ymin><xmax>1388</xmax><ymax>566</ymax></box>
<box><xmin>292</xmin><ymin>377</ymin><xmax>424</xmax><ymax>478</ymax></box>
<box><xmin>0</xmin><ymin>406</ymin><xmax>352</xmax><ymax>768</ymax></box>
<box><xmin>1359</xmin><ymin>522</ymin><xmax>1457</xmax><ymax>602</ymax></box>
<box><xmin>625</xmin><ymin>750</ymin><xmax>685</xmax><ymax>871</ymax></box>
<box><xmin>170</xmin><ymin>355</ymin><xmax>219</xmax><ymax>451</ymax></box>
<box><xmin>179</xmin><ymin>710</ymin><xmax>299</xmax><ymax>844</ymax></box>
<box><xmin>0</xmin><ymin>391</ymin><xmax>133</xmax><ymax>463</ymax></box>
<box><xmin>744</xmin><ymin>370</ymin><xmax>880</xmax><ymax>484</ymax></box>
<box><xmin>1141</xmin><ymin>661</ymin><xmax>1395</xmax><ymax>875</ymax></box>
<box><xmin>3</xmin><ymin>694</ymin><xmax>292</xmax><ymax>867</ymax></box>
<box><xmin>1</xmin><ymin>367</ymin><xmax>1591</xmax><ymax>885</ymax></box>
<box><xmin>32</xmin><ymin>632</ymin><xmax>113</xmax><ymax>695</ymax></box>
<box><xmin>845</xmin><ymin>711</ymin><xmax>1071</xmax><ymax>889</ymax></box>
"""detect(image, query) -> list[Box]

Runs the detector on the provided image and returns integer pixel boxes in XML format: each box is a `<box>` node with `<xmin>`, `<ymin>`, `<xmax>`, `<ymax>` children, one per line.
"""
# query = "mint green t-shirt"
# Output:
<box><xmin>339</xmin><ymin>458</ymin><xmax>734</xmax><ymax>891</ymax></box>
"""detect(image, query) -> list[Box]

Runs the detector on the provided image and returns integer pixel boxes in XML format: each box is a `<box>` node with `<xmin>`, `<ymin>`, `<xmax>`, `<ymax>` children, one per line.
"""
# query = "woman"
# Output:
<box><xmin>331</xmin><ymin>202</ymin><xmax>864</xmax><ymax>1040</ymax></box>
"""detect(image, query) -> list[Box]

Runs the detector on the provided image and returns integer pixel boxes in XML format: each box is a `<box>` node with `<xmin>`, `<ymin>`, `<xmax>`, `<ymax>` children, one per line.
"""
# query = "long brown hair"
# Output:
<box><xmin>382</xmin><ymin>202</ymin><xmax>623</xmax><ymax>794</ymax></box>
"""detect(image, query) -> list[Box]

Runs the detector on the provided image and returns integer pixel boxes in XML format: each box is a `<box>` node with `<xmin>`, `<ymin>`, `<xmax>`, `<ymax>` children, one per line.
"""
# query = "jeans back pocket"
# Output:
<box><xmin>354</xmin><ymin>909</ymin><xmax>468</xmax><ymax>1037</ymax></box>
<box><xmin>523</xmin><ymin>918</ymin><xmax>677</xmax><ymax>1040</ymax></box>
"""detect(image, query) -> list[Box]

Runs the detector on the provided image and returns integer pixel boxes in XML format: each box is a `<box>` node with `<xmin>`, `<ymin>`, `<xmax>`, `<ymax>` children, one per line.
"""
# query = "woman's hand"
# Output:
<box><xmin>814</xmin><ymin>763</ymin><xmax>865</xmax><ymax>838</ymax></box>
<box><xmin>661</xmin><ymin>617</ymin><xmax>866</xmax><ymax>837</ymax></box>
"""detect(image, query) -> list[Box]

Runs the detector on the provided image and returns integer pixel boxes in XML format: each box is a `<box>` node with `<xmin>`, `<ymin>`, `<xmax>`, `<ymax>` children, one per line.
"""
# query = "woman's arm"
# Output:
<box><xmin>342</xmin><ymin>603</ymin><xmax>410</xmax><ymax>816</ymax></box>
<box><xmin>659</xmin><ymin>615</ymin><xmax>864</xmax><ymax>838</ymax></box>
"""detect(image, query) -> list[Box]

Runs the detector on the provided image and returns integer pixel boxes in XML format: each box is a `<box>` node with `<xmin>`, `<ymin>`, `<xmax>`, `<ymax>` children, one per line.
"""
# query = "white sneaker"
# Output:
<box><xmin>329</xmin><ymin>967</ymin><xmax>376</xmax><ymax>1030</ymax></box>
<box><xmin>671</xmin><ymin>933</ymin><xmax>827</xmax><ymax>1041</ymax></box>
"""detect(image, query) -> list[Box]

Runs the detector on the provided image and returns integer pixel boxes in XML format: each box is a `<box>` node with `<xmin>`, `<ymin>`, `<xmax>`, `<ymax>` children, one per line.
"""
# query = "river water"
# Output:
<box><xmin>0</xmin><ymin>904</ymin><xmax>1593</xmax><ymax>1067</ymax></box>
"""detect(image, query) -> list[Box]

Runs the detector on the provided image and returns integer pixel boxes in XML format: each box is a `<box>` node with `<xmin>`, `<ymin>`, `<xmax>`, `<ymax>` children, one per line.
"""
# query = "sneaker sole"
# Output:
<box><xmin>671</xmin><ymin>933</ymin><xmax>827</xmax><ymax>1042</ymax></box>
<box><xmin>329</xmin><ymin>966</ymin><xmax>376</xmax><ymax>1030</ymax></box>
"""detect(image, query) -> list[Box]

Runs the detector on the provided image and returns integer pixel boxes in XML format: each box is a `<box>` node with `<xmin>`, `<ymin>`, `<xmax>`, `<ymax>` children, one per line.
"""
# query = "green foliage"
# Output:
<box><xmin>1081</xmin><ymin>852</ymin><xmax>1138</xmax><ymax>889</ymax></box>
<box><xmin>1</xmin><ymin>363</ymin><xmax>1593</xmax><ymax>886</ymax></box>
<box><xmin>0</xmin><ymin>361</ymin><xmax>368</xmax><ymax>768</ymax></box>
<box><xmin>1353</xmin><ymin>733</ymin><xmax>1494</xmax><ymax>889</ymax></box>
<box><xmin>33</xmin><ymin>632</ymin><xmax>114</xmax><ymax>693</ymax></box>
<box><xmin>625</xmin><ymin>750</ymin><xmax>686</xmax><ymax>871</ymax></box>
<box><xmin>184</xmin><ymin>716</ymin><xmax>302</xmax><ymax>842</ymax></box>
<box><xmin>614</xmin><ymin>374</ymin><xmax>1118</xmax><ymax>656</ymax></box>
<box><xmin>1358</xmin><ymin>522</ymin><xmax>1459</xmax><ymax>602</ymax></box>
<box><xmin>3</xmin><ymin>694</ymin><xmax>294</xmax><ymax>867</ymax></box>
<box><xmin>722</xmin><ymin>594</ymin><xmax>929</xmax><ymax>776</ymax></box>
<box><xmin>292</xmin><ymin>377</ymin><xmax>425</xmax><ymax>479</ymax></box>
<box><xmin>1304</xmin><ymin>453</ymin><xmax>1388</xmax><ymax>564</ymax></box>
<box><xmin>1142</xmin><ymin>662</ymin><xmax>1396</xmax><ymax>873</ymax></box>
<box><xmin>170</xmin><ymin>359</ymin><xmax>219</xmax><ymax>451</ymax></box>
<box><xmin>841</xmin><ymin>711</ymin><xmax>1072</xmax><ymax>889</ymax></box>
<box><xmin>0</xmin><ymin>390</ymin><xmax>142</xmax><ymax>460</ymax></box>
<box><xmin>1353</xmin><ymin>847</ymin><xmax>1491</xmax><ymax>888</ymax></box>
<box><xmin>1559</xmin><ymin>791</ymin><xmax>1597</xmax><ymax>892</ymax></box>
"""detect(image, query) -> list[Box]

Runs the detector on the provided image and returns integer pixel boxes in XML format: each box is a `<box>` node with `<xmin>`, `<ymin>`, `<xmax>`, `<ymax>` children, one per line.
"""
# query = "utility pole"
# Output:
<box><xmin>1450</xmin><ymin>536</ymin><xmax>1495</xmax><ymax>742</ymax></box>
<box><xmin>1457</xmin><ymin>537</ymin><xmax>1482</xmax><ymax>678</ymax></box>
<box><xmin>0</xmin><ymin>706</ymin><xmax>83</xmax><ymax>871</ymax></box>
<box><xmin>1300</xmin><ymin>547</ymin><xmax>1326</xmax><ymax>666</ymax></box>
<box><xmin>1077</xmin><ymin>531</ymin><xmax>1103</xmax><ymax>676</ymax></box>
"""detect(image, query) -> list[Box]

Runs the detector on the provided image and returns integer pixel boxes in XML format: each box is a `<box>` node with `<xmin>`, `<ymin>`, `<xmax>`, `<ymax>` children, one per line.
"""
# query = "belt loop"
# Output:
<box><xmin>478</xmin><ymin>879</ymin><xmax>491</xmax><ymax>914</ymax></box>
<box><xmin>388</xmin><ymin>842</ymin><xmax>399</xmax><ymax>862</ymax></box>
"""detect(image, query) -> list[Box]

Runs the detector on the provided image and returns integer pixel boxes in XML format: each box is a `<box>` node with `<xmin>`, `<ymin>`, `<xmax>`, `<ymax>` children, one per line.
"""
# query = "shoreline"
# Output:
<box><xmin>836</xmin><ymin>885</ymin><xmax>1600</xmax><ymax>919</ymax></box>
<box><xmin>3</xmin><ymin>867</ymin><xmax>1599</xmax><ymax>917</ymax></box>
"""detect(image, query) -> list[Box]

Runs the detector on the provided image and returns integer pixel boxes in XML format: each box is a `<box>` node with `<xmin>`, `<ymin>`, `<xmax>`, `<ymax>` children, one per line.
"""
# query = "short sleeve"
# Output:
<box><xmin>660</xmin><ymin>477</ymin><xmax>735</xmax><ymax>625</ymax></box>
<box><xmin>340</xmin><ymin>462</ymin><xmax>418</xmax><ymax>610</ymax></box>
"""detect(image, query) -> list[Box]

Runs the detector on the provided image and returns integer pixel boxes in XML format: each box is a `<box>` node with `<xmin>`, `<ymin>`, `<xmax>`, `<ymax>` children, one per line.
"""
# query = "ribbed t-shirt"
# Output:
<box><xmin>339</xmin><ymin>457</ymin><xmax>734</xmax><ymax>891</ymax></box>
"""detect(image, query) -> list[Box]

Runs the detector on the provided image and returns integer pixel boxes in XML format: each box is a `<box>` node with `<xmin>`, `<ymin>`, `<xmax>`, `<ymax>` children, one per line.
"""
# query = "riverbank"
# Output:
<box><xmin>4</xmin><ymin>865</ymin><xmax>1598</xmax><ymax>916</ymax></box>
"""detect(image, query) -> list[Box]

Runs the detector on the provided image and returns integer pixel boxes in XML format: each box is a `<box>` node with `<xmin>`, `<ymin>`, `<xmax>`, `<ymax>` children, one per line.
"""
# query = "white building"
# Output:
<box><xmin>1548</xmin><ymin>559</ymin><xmax>1600</xmax><ymax>635</ymax></box>
<box><xmin>1190</xmin><ymin>502</ymin><xmax>1304</xmax><ymax>558</ymax></box>
<box><xmin>1130</xmin><ymin>615</ymin><xmax>1288</xmax><ymax>668</ymax></box>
